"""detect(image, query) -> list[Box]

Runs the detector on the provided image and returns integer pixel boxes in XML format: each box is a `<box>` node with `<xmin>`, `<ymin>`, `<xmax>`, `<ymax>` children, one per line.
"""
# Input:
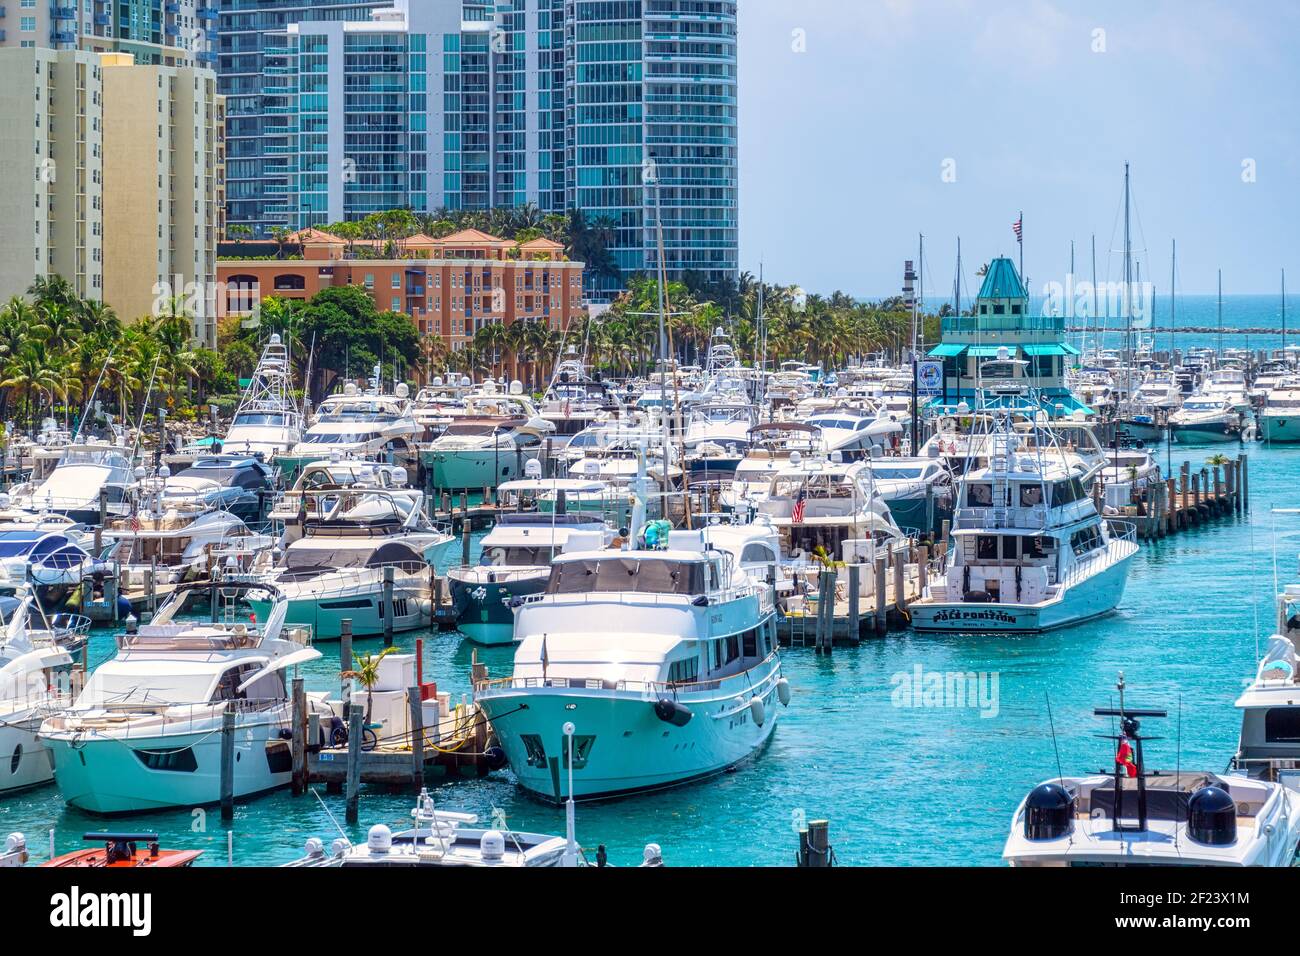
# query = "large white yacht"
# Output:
<box><xmin>539</xmin><ymin>350</ymin><xmax>620</xmax><ymax>439</ymax></box>
<box><xmin>721</xmin><ymin>422</ymin><xmax>825</xmax><ymax>511</ymax></box>
<box><xmin>475</xmin><ymin>513</ymin><xmax>790</xmax><ymax>801</ymax></box>
<box><xmin>1005</xmin><ymin>675</ymin><xmax>1300</xmax><ymax>867</ymax></box>
<box><xmin>219</xmin><ymin>334</ymin><xmax>304</xmax><ymax>460</ymax></box>
<box><xmin>247</xmin><ymin>486</ymin><xmax>453</xmax><ymax>640</ymax></box>
<box><xmin>910</xmin><ymin>361</ymin><xmax>1137</xmax><ymax>633</ymax></box>
<box><xmin>10</xmin><ymin>440</ymin><xmax>136</xmax><ymax>523</ymax></box>
<box><xmin>39</xmin><ymin>582</ymin><xmax>330</xmax><ymax>813</ymax></box>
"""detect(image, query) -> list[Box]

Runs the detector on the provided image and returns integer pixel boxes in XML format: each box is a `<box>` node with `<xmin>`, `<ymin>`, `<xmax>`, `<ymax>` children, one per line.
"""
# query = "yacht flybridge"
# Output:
<box><xmin>220</xmin><ymin>334</ymin><xmax>304</xmax><ymax>460</ymax></box>
<box><xmin>286</xmin><ymin>379</ymin><xmax>421</xmax><ymax>473</ymax></box>
<box><xmin>1004</xmin><ymin>675</ymin><xmax>1300</xmax><ymax>867</ymax></box>
<box><xmin>39</xmin><ymin>582</ymin><xmax>329</xmax><ymax>814</ymax></box>
<box><xmin>910</xmin><ymin>357</ymin><xmax>1137</xmax><ymax>633</ymax></box>
<box><xmin>9</xmin><ymin>440</ymin><xmax>136</xmax><ymax>524</ymax></box>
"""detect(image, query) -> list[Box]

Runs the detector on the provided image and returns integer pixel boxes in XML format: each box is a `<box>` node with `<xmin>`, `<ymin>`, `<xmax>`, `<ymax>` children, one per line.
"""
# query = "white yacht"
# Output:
<box><xmin>721</xmin><ymin>422</ymin><xmax>825</xmax><ymax>511</ymax></box>
<box><xmin>159</xmin><ymin>455</ymin><xmax>274</xmax><ymax>522</ymax></box>
<box><xmin>1169</xmin><ymin>394</ymin><xmax>1243</xmax><ymax>444</ymax></box>
<box><xmin>1200</xmin><ymin>367</ymin><xmax>1253</xmax><ymax>415</ymax></box>
<box><xmin>39</xmin><ymin>582</ymin><xmax>330</xmax><ymax>813</ymax></box>
<box><xmin>1258</xmin><ymin>376</ymin><xmax>1300</xmax><ymax>443</ymax></box>
<box><xmin>475</xmin><ymin>516</ymin><xmax>790</xmax><ymax>801</ymax></box>
<box><xmin>10</xmin><ymin>440</ymin><xmax>136</xmax><ymax>523</ymax></box>
<box><xmin>269</xmin><ymin>455</ymin><xmax>410</xmax><ymax>545</ymax></box>
<box><xmin>423</xmin><ymin>384</ymin><xmax>555</xmax><ymax>492</ymax></box>
<box><xmin>865</xmin><ymin>454</ymin><xmax>954</xmax><ymax>536</ymax></box>
<box><xmin>1134</xmin><ymin>369</ymin><xmax>1184</xmax><ymax>410</ymax></box>
<box><xmin>247</xmin><ymin>487</ymin><xmax>452</xmax><ymax>640</ymax></box>
<box><xmin>1098</xmin><ymin>444</ymin><xmax>1162</xmax><ymax>511</ymax></box>
<box><xmin>448</xmin><ymin>492</ymin><xmax>612</xmax><ymax>646</ymax></box>
<box><xmin>910</xmin><ymin>363</ymin><xmax>1137</xmax><ymax>633</ymax></box>
<box><xmin>286</xmin><ymin>380</ymin><xmax>421</xmax><ymax>474</ymax></box>
<box><xmin>1005</xmin><ymin>676</ymin><xmax>1300</xmax><ymax>867</ymax></box>
<box><xmin>219</xmin><ymin>334</ymin><xmax>304</xmax><ymax>460</ymax></box>
<box><xmin>0</xmin><ymin>594</ymin><xmax>78</xmax><ymax>793</ymax></box>
<box><xmin>803</xmin><ymin>408</ymin><xmax>902</xmax><ymax>462</ymax></box>
<box><xmin>540</xmin><ymin>350</ymin><xmax>620</xmax><ymax>439</ymax></box>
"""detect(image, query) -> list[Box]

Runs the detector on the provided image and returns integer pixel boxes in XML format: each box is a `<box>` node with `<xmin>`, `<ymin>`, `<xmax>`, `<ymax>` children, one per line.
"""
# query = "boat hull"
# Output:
<box><xmin>447</xmin><ymin>571</ymin><xmax>546</xmax><ymax>645</ymax></box>
<box><xmin>0</xmin><ymin>715</ymin><xmax>55</xmax><ymax>793</ymax></box>
<box><xmin>426</xmin><ymin>447</ymin><xmax>539</xmax><ymax>492</ymax></box>
<box><xmin>477</xmin><ymin>657</ymin><xmax>784</xmax><ymax>801</ymax></box>
<box><xmin>910</xmin><ymin>548</ymin><xmax>1134</xmax><ymax>634</ymax></box>
<box><xmin>43</xmin><ymin>721</ymin><xmax>295</xmax><ymax>814</ymax></box>
<box><xmin>1260</xmin><ymin>414</ymin><xmax>1300</xmax><ymax>443</ymax></box>
<box><xmin>249</xmin><ymin>587</ymin><xmax>430</xmax><ymax>641</ymax></box>
<box><xmin>1170</xmin><ymin>420</ymin><xmax>1240</xmax><ymax>444</ymax></box>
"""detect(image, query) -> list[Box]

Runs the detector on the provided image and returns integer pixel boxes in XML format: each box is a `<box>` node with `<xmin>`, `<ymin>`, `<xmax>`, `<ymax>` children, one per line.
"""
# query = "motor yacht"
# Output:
<box><xmin>246</xmin><ymin>487</ymin><xmax>453</xmax><ymax>640</ymax></box>
<box><xmin>9</xmin><ymin>440</ymin><xmax>136</xmax><ymax>523</ymax></box>
<box><xmin>1169</xmin><ymin>395</ymin><xmax>1243</xmax><ymax>444</ymax></box>
<box><xmin>39</xmin><ymin>581</ymin><xmax>329</xmax><ymax>813</ymax></box>
<box><xmin>283</xmin><ymin>380</ymin><xmax>421</xmax><ymax>480</ymax></box>
<box><xmin>423</xmin><ymin>383</ymin><xmax>555</xmax><ymax>492</ymax></box>
<box><xmin>219</xmin><ymin>334</ymin><xmax>304</xmax><ymax>460</ymax></box>
<box><xmin>1257</xmin><ymin>376</ymin><xmax>1300</xmax><ymax>443</ymax></box>
<box><xmin>475</xmin><ymin>514</ymin><xmax>790</xmax><ymax>802</ymax></box>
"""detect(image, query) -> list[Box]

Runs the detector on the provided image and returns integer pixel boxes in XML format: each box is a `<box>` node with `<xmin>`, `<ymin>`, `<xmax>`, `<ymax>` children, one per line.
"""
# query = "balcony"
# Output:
<box><xmin>51</xmin><ymin>6</ymin><xmax>76</xmax><ymax>20</ymax></box>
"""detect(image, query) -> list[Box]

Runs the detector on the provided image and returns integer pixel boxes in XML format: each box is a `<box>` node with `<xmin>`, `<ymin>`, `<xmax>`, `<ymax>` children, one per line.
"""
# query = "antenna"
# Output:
<box><xmin>1094</xmin><ymin>671</ymin><xmax>1167</xmax><ymax>834</ymax></box>
<box><xmin>1045</xmin><ymin>692</ymin><xmax>1066</xmax><ymax>788</ymax></box>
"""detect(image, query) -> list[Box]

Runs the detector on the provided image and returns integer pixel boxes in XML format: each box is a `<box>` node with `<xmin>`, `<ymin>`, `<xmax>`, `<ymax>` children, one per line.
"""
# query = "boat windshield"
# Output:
<box><xmin>483</xmin><ymin>545</ymin><xmax>555</xmax><ymax>567</ymax></box>
<box><xmin>546</xmin><ymin>557</ymin><xmax>705</xmax><ymax>596</ymax></box>
<box><xmin>232</xmin><ymin>412</ymin><xmax>288</xmax><ymax>427</ymax></box>
<box><xmin>282</xmin><ymin>542</ymin><xmax>420</xmax><ymax>570</ymax></box>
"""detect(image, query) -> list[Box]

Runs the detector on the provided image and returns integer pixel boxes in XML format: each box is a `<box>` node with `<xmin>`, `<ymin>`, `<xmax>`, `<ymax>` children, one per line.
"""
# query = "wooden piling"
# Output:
<box><xmin>1166</xmin><ymin>478</ymin><xmax>1177</xmax><ymax>533</ymax></box>
<box><xmin>382</xmin><ymin>565</ymin><xmax>395</xmax><ymax>646</ymax></box>
<box><xmin>345</xmin><ymin>706</ymin><xmax>363</xmax><ymax>823</ymax></box>
<box><xmin>94</xmin><ymin>488</ymin><xmax>107</xmax><ymax>554</ymax></box>
<box><xmin>892</xmin><ymin>544</ymin><xmax>907</xmax><ymax>615</ymax></box>
<box><xmin>408</xmin><ymin>686</ymin><xmax>424</xmax><ymax>786</ymax></box>
<box><xmin>291</xmin><ymin>677</ymin><xmax>307</xmax><ymax>796</ymax></box>
<box><xmin>798</xmin><ymin>819</ymin><xmax>833</xmax><ymax>867</ymax></box>
<box><xmin>220</xmin><ymin>708</ymin><xmax>236</xmax><ymax>821</ymax></box>
<box><xmin>340</xmin><ymin>619</ymin><xmax>353</xmax><ymax>700</ymax></box>
<box><xmin>874</xmin><ymin>556</ymin><xmax>888</xmax><ymax>635</ymax></box>
<box><xmin>847</xmin><ymin>564</ymin><xmax>861</xmax><ymax>644</ymax></box>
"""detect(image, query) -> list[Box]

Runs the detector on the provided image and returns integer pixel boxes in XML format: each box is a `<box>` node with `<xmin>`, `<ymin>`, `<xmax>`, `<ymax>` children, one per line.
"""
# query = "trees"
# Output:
<box><xmin>287</xmin><ymin>285</ymin><xmax>420</xmax><ymax>402</ymax></box>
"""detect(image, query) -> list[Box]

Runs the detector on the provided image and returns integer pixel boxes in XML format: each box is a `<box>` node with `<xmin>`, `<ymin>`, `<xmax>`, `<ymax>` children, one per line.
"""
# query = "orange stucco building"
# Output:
<box><xmin>217</xmin><ymin>228</ymin><xmax>585</xmax><ymax>345</ymax></box>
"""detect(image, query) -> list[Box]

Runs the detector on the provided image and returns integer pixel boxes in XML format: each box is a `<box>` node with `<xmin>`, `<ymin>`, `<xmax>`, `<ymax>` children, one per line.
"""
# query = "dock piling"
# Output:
<box><xmin>382</xmin><ymin>565</ymin><xmax>395</xmax><ymax>646</ymax></box>
<box><xmin>220</xmin><ymin>708</ymin><xmax>236</xmax><ymax>821</ymax></box>
<box><xmin>291</xmin><ymin>677</ymin><xmax>307</xmax><ymax>796</ymax></box>
<box><xmin>874</xmin><ymin>556</ymin><xmax>887</xmax><ymax>635</ymax></box>
<box><xmin>345</xmin><ymin>706</ymin><xmax>363</xmax><ymax>823</ymax></box>
<box><xmin>408</xmin><ymin>686</ymin><xmax>424</xmax><ymax>786</ymax></box>
<box><xmin>340</xmin><ymin>619</ymin><xmax>353</xmax><ymax>699</ymax></box>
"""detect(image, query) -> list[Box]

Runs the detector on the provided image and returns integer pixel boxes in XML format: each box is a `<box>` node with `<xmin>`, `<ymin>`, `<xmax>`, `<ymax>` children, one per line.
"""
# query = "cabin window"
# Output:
<box><xmin>966</xmin><ymin>483</ymin><xmax>995</xmax><ymax>507</ymax></box>
<box><xmin>210</xmin><ymin>663</ymin><xmax>261</xmax><ymax>702</ymax></box>
<box><xmin>742</xmin><ymin>628</ymin><xmax>758</xmax><ymax>657</ymax></box>
<box><xmin>668</xmin><ymin>657</ymin><xmax>699</xmax><ymax>684</ymax></box>
<box><xmin>1019</xmin><ymin>485</ymin><xmax>1044</xmax><ymax>507</ymax></box>
<box><xmin>136</xmin><ymin>747</ymin><xmax>198</xmax><ymax>773</ymax></box>
<box><xmin>992</xmin><ymin>304</ymin><xmax>1006</xmax><ymax>315</ymax></box>
<box><xmin>726</xmin><ymin>634</ymin><xmax>741</xmax><ymax>664</ymax></box>
<box><xmin>976</xmin><ymin>536</ymin><xmax>998</xmax><ymax>560</ymax></box>
<box><xmin>1024</xmin><ymin>537</ymin><xmax>1049</xmax><ymax>559</ymax></box>
<box><xmin>1001</xmin><ymin>537</ymin><xmax>1018</xmax><ymax>560</ymax></box>
<box><xmin>1264</xmin><ymin>709</ymin><xmax>1300</xmax><ymax>743</ymax></box>
<box><xmin>1011</xmin><ymin>304</ymin><xmax>1022</xmax><ymax>315</ymax></box>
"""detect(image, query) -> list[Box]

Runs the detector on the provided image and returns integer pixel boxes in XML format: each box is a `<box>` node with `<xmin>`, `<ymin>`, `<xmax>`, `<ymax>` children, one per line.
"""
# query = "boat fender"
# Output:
<box><xmin>653</xmin><ymin>698</ymin><xmax>692</xmax><ymax>727</ymax></box>
<box><xmin>484</xmin><ymin>745</ymin><xmax>508</xmax><ymax>771</ymax></box>
<box><xmin>776</xmin><ymin>677</ymin><xmax>791</xmax><ymax>707</ymax></box>
<box><xmin>749</xmin><ymin>695</ymin><xmax>766</xmax><ymax>727</ymax></box>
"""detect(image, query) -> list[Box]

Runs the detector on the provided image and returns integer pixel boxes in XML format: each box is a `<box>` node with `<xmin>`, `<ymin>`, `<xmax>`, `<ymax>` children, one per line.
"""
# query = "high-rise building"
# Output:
<box><xmin>0</xmin><ymin>1</ymin><xmax>216</xmax><ymax>67</ymax></box>
<box><xmin>220</xmin><ymin>0</ymin><xmax>738</xmax><ymax>295</ymax></box>
<box><xmin>0</xmin><ymin>48</ymin><xmax>223</xmax><ymax>346</ymax></box>
<box><xmin>0</xmin><ymin>48</ymin><xmax>106</xmax><ymax>306</ymax></box>
<box><xmin>101</xmin><ymin>53</ymin><xmax>224</xmax><ymax>346</ymax></box>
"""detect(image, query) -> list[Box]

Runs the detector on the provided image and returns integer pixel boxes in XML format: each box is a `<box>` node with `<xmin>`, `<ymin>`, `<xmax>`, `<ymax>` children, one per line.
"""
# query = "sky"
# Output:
<box><xmin>736</xmin><ymin>0</ymin><xmax>1300</xmax><ymax>298</ymax></box>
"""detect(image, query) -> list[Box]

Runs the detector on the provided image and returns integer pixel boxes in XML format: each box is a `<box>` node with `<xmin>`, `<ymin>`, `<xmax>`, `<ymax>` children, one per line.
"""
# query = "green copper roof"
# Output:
<box><xmin>977</xmin><ymin>257</ymin><xmax>1027</xmax><ymax>301</ymax></box>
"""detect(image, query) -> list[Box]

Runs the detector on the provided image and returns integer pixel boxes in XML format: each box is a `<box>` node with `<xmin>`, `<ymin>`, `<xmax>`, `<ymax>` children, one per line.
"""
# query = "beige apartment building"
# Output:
<box><xmin>0</xmin><ymin>47</ymin><xmax>105</xmax><ymax>306</ymax></box>
<box><xmin>0</xmin><ymin>48</ymin><xmax>222</xmax><ymax>347</ymax></box>
<box><xmin>101</xmin><ymin>52</ymin><xmax>222</xmax><ymax>346</ymax></box>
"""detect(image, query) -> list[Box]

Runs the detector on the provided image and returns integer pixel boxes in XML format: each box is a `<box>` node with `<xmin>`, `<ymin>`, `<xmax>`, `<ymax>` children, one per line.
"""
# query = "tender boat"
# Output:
<box><xmin>43</xmin><ymin>833</ymin><xmax>202</xmax><ymax>868</ymax></box>
<box><xmin>475</xmin><ymin>513</ymin><xmax>790</xmax><ymax>802</ymax></box>
<box><xmin>39</xmin><ymin>581</ymin><xmax>330</xmax><ymax>814</ymax></box>
<box><xmin>1005</xmin><ymin>675</ymin><xmax>1300</xmax><ymax>867</ymax></box>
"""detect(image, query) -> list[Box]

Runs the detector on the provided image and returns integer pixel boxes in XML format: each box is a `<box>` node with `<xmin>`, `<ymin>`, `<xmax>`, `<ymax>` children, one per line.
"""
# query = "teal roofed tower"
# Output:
<box><xmin>976</xmin><ymin>257</ymin><xmax>1028</xmax><ymax>317</ymax></box>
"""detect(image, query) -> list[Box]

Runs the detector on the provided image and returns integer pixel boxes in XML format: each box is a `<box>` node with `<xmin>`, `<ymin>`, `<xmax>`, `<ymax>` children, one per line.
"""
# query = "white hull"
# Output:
<box><xmin>43</xmin><ymin>716</ymin><xmax>296</xmax><ymax>814</ymax></box>
<box><xmin>911</xmin><ymin>546</ymin><xmax>1135</xmax><ymax>633</ymax></box>
<box><xmin>478</xmin><ymin>655</ymin><xmax>784</xmax><ymax>801</ymax></box>
<box><xmin>0</xmin><ymin>714</ymin><xmax>55</xmax><ymax>793</ymax></box>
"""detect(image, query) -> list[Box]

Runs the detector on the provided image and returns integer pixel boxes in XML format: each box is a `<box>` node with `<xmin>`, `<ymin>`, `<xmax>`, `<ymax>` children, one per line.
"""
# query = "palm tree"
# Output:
<box><xmin>2</xmin><ymin>341</ymin><xmax>67</xmax><ymax>430</ymax></box>
<box><xmin>340</xmin><ymin>647</ymin><xmax>399</xmax><ymax>722</ymax></box>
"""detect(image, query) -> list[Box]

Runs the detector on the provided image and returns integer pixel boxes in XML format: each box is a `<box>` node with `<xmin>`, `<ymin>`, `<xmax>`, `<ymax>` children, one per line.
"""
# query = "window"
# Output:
<box><xmin>742</xmin><ymin>628</ymin><xmax>757</xmax><ymax>657</ymax></box>
<box><xmin>1265</xmin><ymin>709</ymin><xmax>1300</xmax><ymax>743</ymax></box>
<box><xmin>976</xmin><ymin>536</ymin><xmax>998</xmax><ymax>560</ymax></box>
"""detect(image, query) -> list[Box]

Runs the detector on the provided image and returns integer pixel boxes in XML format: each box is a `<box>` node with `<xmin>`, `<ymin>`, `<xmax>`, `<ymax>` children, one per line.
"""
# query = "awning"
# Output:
<box><xmin>928</xmin><ymin>343</ymin><xmax>967</xmax><ymax>357</ymax></box>
<box><xmin>1021</xmin><ymin>344</ymin><xmax>1068</xmax><ymax>356</ymax></box>
<box><xmin>1061</xmin><ymin>342</ymin><xmax>1081</xmax><ymax>356</ymax></box>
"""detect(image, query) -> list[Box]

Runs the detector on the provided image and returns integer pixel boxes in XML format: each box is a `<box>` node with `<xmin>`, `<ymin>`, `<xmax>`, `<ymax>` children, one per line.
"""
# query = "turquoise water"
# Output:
<box><xmin>1</xmin><ymin>447</ymin><xmax>1295</xmax><ymax>867</ymax></box>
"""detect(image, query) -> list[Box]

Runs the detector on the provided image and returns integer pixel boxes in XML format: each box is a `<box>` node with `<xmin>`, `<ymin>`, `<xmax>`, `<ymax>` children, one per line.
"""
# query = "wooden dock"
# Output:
<box><xmin>778</xmin><ymin>539</ymin><xmax>934</xmax><ymax>649</ymax></box>
<box><xmin>1098</xmin><ymin>453</ymin><xmax>1248</xmax><ymax>542</ymax></box>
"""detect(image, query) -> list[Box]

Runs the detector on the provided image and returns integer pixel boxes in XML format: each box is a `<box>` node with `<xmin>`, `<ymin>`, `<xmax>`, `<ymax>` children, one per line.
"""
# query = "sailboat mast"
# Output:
<box><xmin>1090</xmin><ymin>234</ymin><xmax>1098</xmax><ymax>358</ymax></box>
<box><xmin>911</xmin><ymin>233</ymin><xmax>922</xmax><ymax>359</ymax></box>
<box><xmin>1283</xmin><ymin>268</ymin><xmax>1288</xmax><ymax>354</ymax></box>
<box><xmin>1217</xmin><ymin>269</ymin><xmax>1223</xmax><ymax>356</ymax></box>
<box><xmin>1170</xmin><ymin>239</ymin><xmax>1176</xmax><ymax>360</ymax></box>
<box><xmin>953</xmin><ymin>236</ymin><xmax>962</xmax><ymax>318</ymax></box>
<box><xmin>1122</xmin><ymin>163</ymin><xmax>1133</xmax><ymax>406</ymax></box>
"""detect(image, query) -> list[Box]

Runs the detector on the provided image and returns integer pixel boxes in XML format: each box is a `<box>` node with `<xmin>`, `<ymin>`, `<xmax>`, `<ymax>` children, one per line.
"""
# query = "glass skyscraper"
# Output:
<box><xmin>217</xmin><ymin>0</ymin><xmax>738</xmax><ymax>292</ymax></box>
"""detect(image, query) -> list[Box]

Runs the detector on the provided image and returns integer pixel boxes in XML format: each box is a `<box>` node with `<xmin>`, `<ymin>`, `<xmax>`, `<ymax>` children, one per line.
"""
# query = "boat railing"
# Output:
<box><xmin>953</xmin><ymin>504</ymin><xmax>1050</xmax><ymax>531</ymax></box>
<box><xmin>44</xmin><ymin>696</ymin><xmax>289</xmax><ymax>737</ymax></box>
<box><xmin>1056</xmin><ymin>521</ymin><xmax>1138</xmax><ymax>591</ymax></box>
<box><xmin>517</xmin><ymin>581</ymin><xmax>767</xmax><ymax>611</ymax></box>
<box><xmin>476</xmin><ymin>651</ymin><xmax>781</xmax><ymax>698</ymax></box>
<box><xmin>236</xmin><ymin>561</ymin><xmax>432</xmax><ymax>600</ymax></box>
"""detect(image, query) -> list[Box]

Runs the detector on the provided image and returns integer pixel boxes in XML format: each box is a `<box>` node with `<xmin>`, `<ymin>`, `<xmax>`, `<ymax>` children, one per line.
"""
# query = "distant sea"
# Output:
<box><xmin>920</xmin><ymin>293</ymin><xmax>1296</xmax><ymax>354</ymax></box>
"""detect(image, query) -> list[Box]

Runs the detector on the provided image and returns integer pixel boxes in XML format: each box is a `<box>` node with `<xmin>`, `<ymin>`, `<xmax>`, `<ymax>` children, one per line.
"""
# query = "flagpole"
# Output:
<box><xmin>1018</xmin><ymin>210</ymin><xmax>1024</xmax><ymax>291</ymax></box>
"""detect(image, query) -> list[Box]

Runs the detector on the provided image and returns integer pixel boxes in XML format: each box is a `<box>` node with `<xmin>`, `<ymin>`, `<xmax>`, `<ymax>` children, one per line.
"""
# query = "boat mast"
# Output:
<box><xmin>1217</xmin><ymin>269</ymin><xmax>1223</xmax><ymax>357</ymax></box>
<box><xmin>953</xmin><ymin>236</ymin><xmax>962</xmax><ymax>318</ymax></box>
<box><xmin>1089</xmin><ymin>234</ymin><xmax>1098</xmax><ymax>359</ymax></box>
<box><xmin>1123</xmin><ymin>162</ymin><xmax>1133</xmax><ymax>403</ymax></box>
<box><xmin>1170</xmin><ymin>239</ymin><xmax>1176</xmax><ymax>360</ymax></box>
<box><xmin>1283</xmin><ymin>268</ymin><xmax>1288</xmax><ymax>355</ymax></box>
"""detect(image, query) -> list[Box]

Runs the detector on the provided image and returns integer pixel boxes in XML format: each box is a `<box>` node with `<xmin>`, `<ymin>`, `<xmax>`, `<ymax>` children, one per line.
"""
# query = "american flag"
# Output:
<box><xmin>129</xmin><ymin>511</ymin><xmax>140</xmax><ymax>533</ymax></box>
<box><xmin>791</xmin><ymin>486</ymin><xmax>807</xmax><ymax>524</ymax></box>
<box><xmin>1012</xmin><ymin>213</ymin><xmax>1023</xmax><ymax>243</ymax></box>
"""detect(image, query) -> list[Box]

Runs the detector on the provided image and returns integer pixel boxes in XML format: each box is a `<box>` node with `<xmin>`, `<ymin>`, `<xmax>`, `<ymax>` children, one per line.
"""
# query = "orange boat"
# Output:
<box><xmin>43</xmin><ymin>833</ymin><xmax>203</xmax><ymax>868</ymax></box>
